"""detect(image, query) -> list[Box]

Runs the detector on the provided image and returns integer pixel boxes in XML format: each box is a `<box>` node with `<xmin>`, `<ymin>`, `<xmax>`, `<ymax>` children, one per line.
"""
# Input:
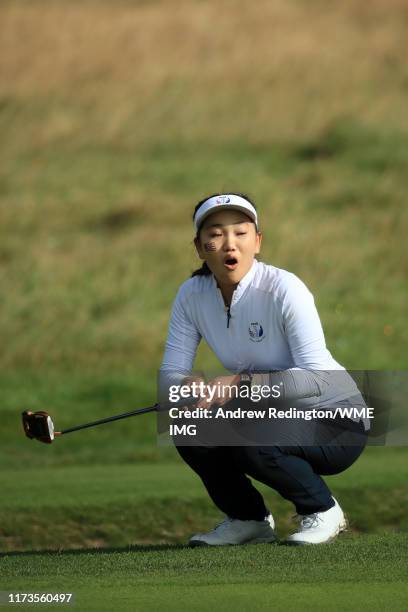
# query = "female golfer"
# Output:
<box><xmin>159</xmin><ymin>193</ymin><xmax>369</xmax><ymax>546</ymax></box>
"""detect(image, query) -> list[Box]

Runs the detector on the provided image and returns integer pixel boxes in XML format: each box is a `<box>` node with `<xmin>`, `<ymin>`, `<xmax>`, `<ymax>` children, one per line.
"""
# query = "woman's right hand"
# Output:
<box><xmin>182</xmin><ymin>375</ymin><xmax>206</xmax><ymax>396</ymax></box>
<box><xmin>179</xmin><ymin>376</ymin><xmax>206</xmax><ymax>411</ymax></box>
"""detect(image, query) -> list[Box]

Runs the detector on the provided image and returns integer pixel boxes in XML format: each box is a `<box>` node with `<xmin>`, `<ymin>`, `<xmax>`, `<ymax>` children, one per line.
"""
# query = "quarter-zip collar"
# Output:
<box><xmin>212</xmin><ymin>259</ymin><xmax>258</xmax><ymax>311</ymax></box>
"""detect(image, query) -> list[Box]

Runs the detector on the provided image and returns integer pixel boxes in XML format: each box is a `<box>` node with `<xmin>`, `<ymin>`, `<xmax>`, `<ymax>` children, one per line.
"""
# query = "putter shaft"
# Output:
<box><xmin>57</xmin><ymin>397</ymin><xmax>197</xmax><ymax>436</ymax></box>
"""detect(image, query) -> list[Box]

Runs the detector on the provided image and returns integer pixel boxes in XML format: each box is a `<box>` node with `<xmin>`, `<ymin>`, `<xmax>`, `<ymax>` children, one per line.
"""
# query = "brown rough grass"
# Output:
<box><xmin>1</xmin><ymin>0</ymin><xmax>407</xmax><ymax>140</ymax></box>
<box><xmin>0</xmin><ymin>1</ymin><xmax>406</xmax><ymax>370</ymax></box>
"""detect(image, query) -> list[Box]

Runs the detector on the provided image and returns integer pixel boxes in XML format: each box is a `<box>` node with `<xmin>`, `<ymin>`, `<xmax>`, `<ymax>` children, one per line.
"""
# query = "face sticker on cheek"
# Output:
<box><xmin>203</xmin><ymin>241</ymin><xmax>216</xmax><ymax>252</ymax></box>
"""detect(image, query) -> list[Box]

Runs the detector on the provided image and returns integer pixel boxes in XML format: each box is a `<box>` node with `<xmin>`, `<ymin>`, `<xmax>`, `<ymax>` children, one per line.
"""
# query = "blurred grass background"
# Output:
<box><xmin>1</xmin><ymin>0</ymin><xmax>406</xmax><ymax>376</ymax></box>
<box><xmin>0</xmin><ymin>0</ymin><xmax>407</xmax><ymax>545</ymax></box>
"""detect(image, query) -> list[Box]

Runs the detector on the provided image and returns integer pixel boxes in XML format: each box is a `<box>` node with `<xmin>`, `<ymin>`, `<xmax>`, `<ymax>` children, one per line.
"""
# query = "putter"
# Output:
<box><xmin>22</xmin><ymin>397</ymin><xmax>197</xmax><ymax>444</ymax></box>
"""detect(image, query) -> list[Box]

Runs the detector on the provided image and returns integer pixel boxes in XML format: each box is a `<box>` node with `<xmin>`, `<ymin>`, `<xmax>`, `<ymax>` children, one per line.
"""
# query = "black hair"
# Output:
<box><xmin>191</xmin><ymin>192</ymin><xmax>257</xmax><ymax>277</ymax></box>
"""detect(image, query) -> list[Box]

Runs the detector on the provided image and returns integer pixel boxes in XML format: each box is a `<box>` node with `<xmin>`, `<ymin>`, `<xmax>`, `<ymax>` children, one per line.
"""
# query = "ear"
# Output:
<box><xmin>194</xmin><ymin>237</ymin><xmax>206</xmax><ymax>261</ymax></box>
<box><xmin>254</xmin><ymin>231</ymin><xmax>263</xmax><ymax>255</ymax></box>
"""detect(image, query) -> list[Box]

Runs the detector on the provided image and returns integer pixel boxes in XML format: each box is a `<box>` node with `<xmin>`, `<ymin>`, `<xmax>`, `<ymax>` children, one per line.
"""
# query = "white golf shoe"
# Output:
<box><xmin>189</xmin><ymin>514</ymin><xmax>277</xmax><ymax>547</ymax></box>
<box><xmin>286</xmin><ymin>497</ymin><xmax>347</xmax><ymax>545</ymax></box>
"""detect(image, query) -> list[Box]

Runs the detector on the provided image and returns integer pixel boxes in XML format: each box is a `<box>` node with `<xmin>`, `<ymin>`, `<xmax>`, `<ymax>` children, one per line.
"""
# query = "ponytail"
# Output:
<box><xmin>191</xmin><ymin>261</ymin><xmax>212</xmax><ymax>277</ymax></box>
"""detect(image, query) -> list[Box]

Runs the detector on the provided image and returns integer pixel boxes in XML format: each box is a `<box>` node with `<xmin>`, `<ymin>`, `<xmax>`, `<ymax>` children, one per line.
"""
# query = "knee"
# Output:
<box><xmin>176</xmin><ymin>444</ymin><xmax>221</xmax><ymax>472</ymax></box>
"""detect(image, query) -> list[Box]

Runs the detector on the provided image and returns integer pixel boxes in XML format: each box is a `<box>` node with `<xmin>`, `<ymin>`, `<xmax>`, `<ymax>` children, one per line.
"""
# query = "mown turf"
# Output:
<box><xmin>1</xmin><ymin>535</ymin><xmax>408</xmax><ymax>611</ymax></box>
<box><xmin>1</xmin><ymin>449</ymin><xmax>407</xmax><ymax>551</ymax></box>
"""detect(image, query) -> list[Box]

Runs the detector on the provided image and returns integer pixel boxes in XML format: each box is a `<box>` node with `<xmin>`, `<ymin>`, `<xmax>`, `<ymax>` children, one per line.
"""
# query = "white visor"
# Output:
<box><xmin>194</xmin><ymin>194</ymin><xmax>258</xmax><ymax>231</ymax></box>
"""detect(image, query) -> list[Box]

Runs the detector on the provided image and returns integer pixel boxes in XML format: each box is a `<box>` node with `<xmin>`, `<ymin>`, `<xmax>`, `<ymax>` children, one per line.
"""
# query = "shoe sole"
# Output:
<box><xmin>284</xmin><ymin>519</ymin><xmax>348</xmax><ymax>546</ymax></box>
<box><xmin>189</xmin><ymin>535</ymin><xmax>277</xmax><ymax>548</ymax></box>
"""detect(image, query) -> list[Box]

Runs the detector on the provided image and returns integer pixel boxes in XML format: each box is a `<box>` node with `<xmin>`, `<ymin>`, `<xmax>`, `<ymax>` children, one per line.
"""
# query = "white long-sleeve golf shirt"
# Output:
<box><xmin>159</xmin><ymin>260</ymin><xmax>365</xmax><ymax>422</ymax></box>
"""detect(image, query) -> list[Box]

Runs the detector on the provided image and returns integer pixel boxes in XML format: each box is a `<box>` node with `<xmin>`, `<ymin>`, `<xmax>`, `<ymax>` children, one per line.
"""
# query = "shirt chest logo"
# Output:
<box><xmin>248</xmin><ymin>322</ymin><xmax>265</xmax><ymax>342</ymax></box>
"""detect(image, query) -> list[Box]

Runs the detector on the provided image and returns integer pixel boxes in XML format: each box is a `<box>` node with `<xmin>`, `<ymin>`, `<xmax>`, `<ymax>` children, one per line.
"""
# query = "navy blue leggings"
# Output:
<box><xmin>176</xmin><ymin>422</ymin><xmax>367</xmax><ymax>517</ymax></box>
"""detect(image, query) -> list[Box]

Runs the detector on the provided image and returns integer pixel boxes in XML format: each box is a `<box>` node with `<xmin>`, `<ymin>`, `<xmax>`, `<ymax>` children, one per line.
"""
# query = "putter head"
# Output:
<box><xmin>22</xmin><ymin>411</ymin><xmax>55</xmax><ymax>444</ymax></box>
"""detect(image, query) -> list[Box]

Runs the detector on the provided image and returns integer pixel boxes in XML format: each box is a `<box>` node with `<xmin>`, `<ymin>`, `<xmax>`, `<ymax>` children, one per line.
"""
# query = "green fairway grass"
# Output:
<box><xmin>1</xmin><ymin>535</ymin><xmax>408</xmax><ymax>611</ymax></box>
<box><xmin>1</xmin><ymin>448</ymin><xmax>407</xmax><ymax>551</ymax></box>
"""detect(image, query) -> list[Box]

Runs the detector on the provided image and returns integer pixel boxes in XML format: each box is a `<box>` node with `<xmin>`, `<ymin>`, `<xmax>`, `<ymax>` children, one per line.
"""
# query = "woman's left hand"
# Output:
<box><xmin>195</xmin><ymin>374</ymin><xmax>241</xmax><ymax>410</ymax></box>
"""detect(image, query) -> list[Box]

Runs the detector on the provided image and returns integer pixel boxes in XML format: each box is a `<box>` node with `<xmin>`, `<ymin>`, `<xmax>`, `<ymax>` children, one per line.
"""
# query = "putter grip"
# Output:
<box><xmin>157</xmin><ymin>396</ymin><xmax>198</xmax><ymax>412</ymax></box>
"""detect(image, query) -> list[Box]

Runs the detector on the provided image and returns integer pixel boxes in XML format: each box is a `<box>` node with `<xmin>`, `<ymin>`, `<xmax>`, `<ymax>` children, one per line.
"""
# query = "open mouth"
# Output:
<box><xmin>224</xmin><ymin>257</ymin><xmax>238</xmax><ymax>270</ymax></box>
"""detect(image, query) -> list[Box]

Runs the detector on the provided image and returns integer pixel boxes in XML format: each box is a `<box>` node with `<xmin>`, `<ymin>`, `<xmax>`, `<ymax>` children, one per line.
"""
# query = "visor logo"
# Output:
<box><xmin>216</xmin><ymin>195</ymin><xmax>231</xmax><ymax>204</ymax></box>
<box><xmin>249</xmin><ymin>322</ymin><xmax>265</xmax><ymax>342</ymax></box>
